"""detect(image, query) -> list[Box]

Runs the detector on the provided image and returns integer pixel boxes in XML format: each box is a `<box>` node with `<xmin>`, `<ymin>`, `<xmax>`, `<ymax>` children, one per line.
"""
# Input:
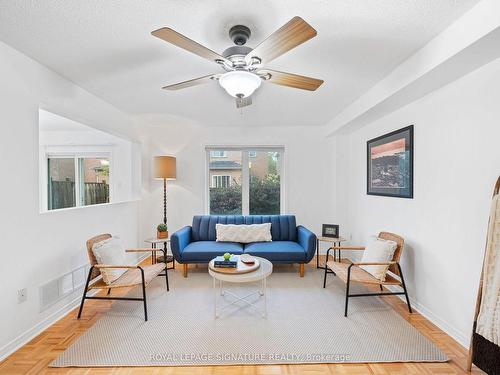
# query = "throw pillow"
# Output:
<box><xmin>359</xmin><ymin>236</ymin><xmax>398</xmax><ymax>281</ymax></box>
<box><xmin>91</xmin><ymin>237</ymin><xmax>127</xmax><ymax>284</ymax></box>
<box><xmin>216</xmin><ymin>223</ymin><xmax>272</xmax><ymax>243</ymax></box>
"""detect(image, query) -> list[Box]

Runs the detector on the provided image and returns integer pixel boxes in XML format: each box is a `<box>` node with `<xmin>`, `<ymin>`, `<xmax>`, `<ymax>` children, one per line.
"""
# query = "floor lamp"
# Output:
<box><xmin>154</xmin><ymin>156</ymin><xmax>176</xmax><ymax>266</ymax></box>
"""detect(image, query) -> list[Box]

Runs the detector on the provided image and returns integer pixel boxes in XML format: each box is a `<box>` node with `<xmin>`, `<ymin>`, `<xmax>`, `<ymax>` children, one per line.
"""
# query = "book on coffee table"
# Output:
<box><xmin>214</xmin><ymin>255</ymin><xmax>238</xmax><ymax>268</ymax></box>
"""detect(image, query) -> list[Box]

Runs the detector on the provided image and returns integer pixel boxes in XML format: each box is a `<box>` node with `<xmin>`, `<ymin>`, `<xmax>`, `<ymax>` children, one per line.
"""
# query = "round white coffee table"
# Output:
<box><xmin>208</xmin><ymin>256</ymin><xmax>273</xmax><ymax>318</ymax></box>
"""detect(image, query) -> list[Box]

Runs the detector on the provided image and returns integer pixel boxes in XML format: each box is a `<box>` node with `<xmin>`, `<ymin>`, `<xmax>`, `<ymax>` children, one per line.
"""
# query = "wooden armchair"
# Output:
<box><xmin>77</xmin><ymin>234</ymin><xmax>169</xmax><ymax>321</ymax></box>
<box><xmin>323</xmin><ymin>232</ymin><xmax>412</xmax><ymax>317</ymax></box>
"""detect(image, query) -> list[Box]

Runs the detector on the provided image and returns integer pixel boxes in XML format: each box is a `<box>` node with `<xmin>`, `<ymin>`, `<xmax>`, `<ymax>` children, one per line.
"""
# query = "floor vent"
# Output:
<box><xmin>39</xmin><ymin>265</ymin><xmax>89</xmax><ymax>311</ymax></box>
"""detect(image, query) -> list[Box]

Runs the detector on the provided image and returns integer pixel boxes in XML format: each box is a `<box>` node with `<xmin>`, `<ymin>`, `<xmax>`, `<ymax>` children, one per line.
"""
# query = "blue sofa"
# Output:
<box><xmin>171</xmin><ymin>215</ymin><xmax>316</xmax><ymax>277</ymax></box>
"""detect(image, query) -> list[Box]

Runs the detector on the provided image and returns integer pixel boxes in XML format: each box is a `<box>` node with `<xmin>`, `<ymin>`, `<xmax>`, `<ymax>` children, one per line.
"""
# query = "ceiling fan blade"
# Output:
<box><xmin>235</xmin><ymin>96</ymin><xmax>252</xmax><ymax>108</ymax></box>
<box><xmin>258</xmin><ymin>69</ymin><xmax>323</xmax><ymax>91</ymax></box>
<box><xmin>152</xmin><ymin>27</ymin><xmax>231</xmax><ymax>66</ymax></box>
<box><xmin>162</xmin><ymin>74</ymin><xmax>220</xmax><ymax>90</ymax></box>
<box><xmin>245</xmin><ymin>16</ymin><xmax>317</xmax><ymax>65</ymax></box>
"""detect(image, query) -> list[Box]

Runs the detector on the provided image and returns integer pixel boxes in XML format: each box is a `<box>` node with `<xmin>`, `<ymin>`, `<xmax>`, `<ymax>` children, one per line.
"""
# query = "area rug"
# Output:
<box><xmin>52</xmin><ymin>265</ymin><xmax>448</xmax><ymax>367</ymax></box>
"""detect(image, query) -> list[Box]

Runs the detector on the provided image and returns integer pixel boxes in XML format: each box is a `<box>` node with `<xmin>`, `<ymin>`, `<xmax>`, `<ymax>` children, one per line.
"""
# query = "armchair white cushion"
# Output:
<box><xmin>359</xmin><ymin>237</ymin><xmax>398</xmax><ymax>281</ymax></box>
<box><xmin>91</xmin><ymin>237</ymin><xmax>127</xmax><ymax>284</ymax></box>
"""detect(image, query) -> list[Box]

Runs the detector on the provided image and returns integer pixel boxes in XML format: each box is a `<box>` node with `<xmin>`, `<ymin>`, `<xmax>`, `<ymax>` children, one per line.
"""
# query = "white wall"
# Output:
<box><xmin>0</xmin><ymin>40</ymin><xmax>142</xmax><ymax>358</ymax></box>
<box><xmin>333</xmin><ymin>57</ymin><xmax>500</xmax><ymax>346</ymax></box>
<box><xmin>138</xmin><ymin>124</ymin><xmax>335</xmax><ymax>243</ymax></box>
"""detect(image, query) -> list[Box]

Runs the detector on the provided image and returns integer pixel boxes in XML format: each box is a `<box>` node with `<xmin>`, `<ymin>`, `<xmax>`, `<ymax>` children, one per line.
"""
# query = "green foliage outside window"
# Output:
<box><xmin>210</xmin><ymin>174</ymin><xmax>280</xmax><ymax>215</ymax></box>
<box><xmin>249</xmin><ymin>175</ymin><xmax>280</xmax><ymax>214</ymax></box>
<box><xmin>209</xmin><ymin>184</ymin><xmax>242</xmax><ymax>215</ymax></box>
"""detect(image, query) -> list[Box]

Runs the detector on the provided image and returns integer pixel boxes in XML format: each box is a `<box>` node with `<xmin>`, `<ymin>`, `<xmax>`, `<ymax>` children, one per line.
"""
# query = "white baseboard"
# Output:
<box><xmin>385</xmin><ymin>285</ymin><xmax>470</xmax><ymax>348</ymax></box>
<box><xmin>336</xmin><ymin>255</ymin><xmax>470</xmax><ymax>348</ymax></box>
<box><xmin>0</xmin><ymin>253</ymin><xmax>150</xmax><ymax>362</ymax></box>
<box><xmin>0</xmin><ymin>291</ymin><xmax>92</xmax><ymax>361</ymax></box>
<box><xmin>408</xmin><ymin>296</ymin><xmax>470</xmax><ymax>348</ymax></box>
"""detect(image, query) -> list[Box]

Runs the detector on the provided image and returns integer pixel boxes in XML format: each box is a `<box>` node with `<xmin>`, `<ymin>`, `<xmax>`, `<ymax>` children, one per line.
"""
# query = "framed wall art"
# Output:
<box><xmin>367</xmin><ymin>125</ymin><xmax>413</xmax><ymax>198</ymax></box>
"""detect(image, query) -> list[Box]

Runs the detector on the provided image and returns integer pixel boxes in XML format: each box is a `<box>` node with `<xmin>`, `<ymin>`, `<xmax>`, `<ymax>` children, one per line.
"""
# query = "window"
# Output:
<box><xmin>249</xmin><ymin>151</ymin><xmax>281</xmax><ymax>215</ymax></box>
<box><xmin>47</xmin><ymin>155</ymin><xmax>110</xmax><ymax>210</ymax></box>
<box><xmin>210</xmin><ymin>151</ymin><xmax>227</xmax><ymax>158</ymax></box>
<box><xmin>47</xmin><ymin>158</ymin><xmax>76</xmax><ymax>210</ymax></box>
<box><xmin>212</xmin><ymin>175</ymin><xmax>231</xmax><ymax>188</ymax></box>
<box><xmin>207</xmin><ymin>147</ymin><xmax>284</xmax><ymax>215</ymax></box>
<box><xmin>208</xmin><ymin>150</ymin><xmax>242</xmax><ymax>214</ymax></box>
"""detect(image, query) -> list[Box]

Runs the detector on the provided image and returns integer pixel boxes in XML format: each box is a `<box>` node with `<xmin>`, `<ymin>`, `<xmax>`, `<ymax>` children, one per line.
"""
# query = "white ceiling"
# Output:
<box><xmin>0</xmin><ymin>0</ymin><xmax>480</xmax><ymax>127</ymax></box>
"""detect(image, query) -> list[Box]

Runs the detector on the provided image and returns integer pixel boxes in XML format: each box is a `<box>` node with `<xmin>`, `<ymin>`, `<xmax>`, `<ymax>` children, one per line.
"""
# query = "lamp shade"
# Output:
<box><xmin>154</xmin><ymin>156</ymin><xmax>176</xmax><ymax>180</ymax></box>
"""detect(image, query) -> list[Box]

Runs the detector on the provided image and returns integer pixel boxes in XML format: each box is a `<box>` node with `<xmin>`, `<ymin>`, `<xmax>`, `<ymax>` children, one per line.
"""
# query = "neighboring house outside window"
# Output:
<box><xmin>208</xmin><ymin>151</ymin><xmax>243</xmax><ymax>188</ymax></box>
<box><xmin>210</xmin><ymin>150</ymin><xmax>227</xmax><ymax>158</ymax></box>
<box><xmin>212</xmin><ymin>175</ymin><xmax>231</xmax><ymax>188</ymax></box>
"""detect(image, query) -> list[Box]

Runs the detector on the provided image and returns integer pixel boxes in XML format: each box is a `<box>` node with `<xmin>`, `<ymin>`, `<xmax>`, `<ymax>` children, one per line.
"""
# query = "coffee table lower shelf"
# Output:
<box><xmin>208</xmin><ymin>256</ymin><xmax>273</xmax><ymax>319</ymax></box>
<box><xmin>212</xmin><ymin>278</ymin><xmax>267</xmax><ymax>318</ymax></box>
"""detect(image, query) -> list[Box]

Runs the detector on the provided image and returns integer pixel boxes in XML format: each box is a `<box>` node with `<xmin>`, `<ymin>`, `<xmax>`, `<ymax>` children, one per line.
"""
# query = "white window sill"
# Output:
<box><xmin>39</xmin><ymin>199</ymin><xmax>141</xmax><ymax>215</ymax></box>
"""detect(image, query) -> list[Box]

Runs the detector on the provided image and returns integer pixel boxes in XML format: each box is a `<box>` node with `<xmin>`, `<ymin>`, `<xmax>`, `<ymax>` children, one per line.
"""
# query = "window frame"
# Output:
<box><xmin>205</xmin><ymin>146</ymin><xmax>285</xmax><ymax>215</ymax></box>
<box><xmin>40</xmin><ymin>146</ymin><xmax>113</xmax><ymax>212</ymax></box>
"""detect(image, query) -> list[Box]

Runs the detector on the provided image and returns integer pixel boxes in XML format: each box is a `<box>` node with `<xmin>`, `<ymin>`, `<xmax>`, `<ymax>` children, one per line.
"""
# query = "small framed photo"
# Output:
<box><xmin>322</xmin><ymin>224</ymin><xmax>339</xmax><ymax>238</ymax></box>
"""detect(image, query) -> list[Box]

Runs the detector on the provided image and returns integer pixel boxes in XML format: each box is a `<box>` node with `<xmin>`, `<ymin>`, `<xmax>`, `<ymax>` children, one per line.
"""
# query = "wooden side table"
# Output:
<box><xmin>145</xmin><ymin>238</ymin><xmax>175</xmax><ymax>270</ymax></box>
<box><xmin>316</xmin><ymin>236</ymin><xmax>348</xmax><ymax>269</ymax></box>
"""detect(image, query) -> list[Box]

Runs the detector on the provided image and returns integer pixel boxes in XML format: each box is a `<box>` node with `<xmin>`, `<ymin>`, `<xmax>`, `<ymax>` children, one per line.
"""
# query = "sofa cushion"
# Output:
<box><xmin>216</xmin><ymin>223</ymin><xmax>272</xmax><ymax>243</ymax></box>
<box><xmin>192</xmin><ymin>215</ymin><xmax>297</xmax><ymax>242</ymax></box>
<box><xmin>181</xmin><ymin>241</ymin><xmax>244</xmax><ymax>262</ymax></box>
<box><xmin>244</xmin><ymin>241</ymin><xmax>306</xmax><ymax>262</ymax></box>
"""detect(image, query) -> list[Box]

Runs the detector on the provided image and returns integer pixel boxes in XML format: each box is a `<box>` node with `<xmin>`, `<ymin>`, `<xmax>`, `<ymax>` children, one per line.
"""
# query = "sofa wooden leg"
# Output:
<box><xmin>299</xmin><ymin>263</ymin><xmax>304</xmax><ymax>277</ymax></box>
<box><xmin>183</xmin><ymin>264</ymin><xmax>188</xmax><ymax>278</ymax></box>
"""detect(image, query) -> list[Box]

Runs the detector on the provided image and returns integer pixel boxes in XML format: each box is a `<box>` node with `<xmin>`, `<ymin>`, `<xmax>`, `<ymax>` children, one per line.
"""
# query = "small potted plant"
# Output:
<box><xmin>157</xmin><ymin>223</ymin><xmax>168</xmax><ymax>239</ymax></box>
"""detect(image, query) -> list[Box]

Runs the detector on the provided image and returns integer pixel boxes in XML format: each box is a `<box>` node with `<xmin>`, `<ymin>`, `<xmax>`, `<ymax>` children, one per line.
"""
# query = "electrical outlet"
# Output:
<box><xmin>18</xmin><ymin>288</ymin><xmax>27</xmax><ymax>304</ymax></box>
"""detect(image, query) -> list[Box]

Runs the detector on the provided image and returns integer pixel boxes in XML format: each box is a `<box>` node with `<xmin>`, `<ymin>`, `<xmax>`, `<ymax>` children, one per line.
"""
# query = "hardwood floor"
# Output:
<box><xmin>0</xmin><ymin>257</ymin><xmax>484</xmax><ymax>374</ymax></box>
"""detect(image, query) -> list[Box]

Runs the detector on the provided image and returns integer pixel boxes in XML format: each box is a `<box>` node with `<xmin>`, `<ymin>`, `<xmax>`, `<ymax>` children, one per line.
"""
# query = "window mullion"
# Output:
<box><xmin>74</xmin><ymin>157</ymin><xmax>80</xmax><ymax>207</ymax></box>
<box><xmin>242</xmin><ymin>151</ymin><xmax>249</xmax><ymax>215</ymax></box>
<box><xmin>279</xmin><ymin>151</ymin><xmax>285</xmax><ymax>214</ymax></box>
<box><xmin>47</xmin><ymin>158</ymin><xmax>52</xmax><ymax>211</ymax></box>
<box><xmin>205</xmin><ymin>149</ymin><xmax>211</xmax><ymax>214</ymax></box>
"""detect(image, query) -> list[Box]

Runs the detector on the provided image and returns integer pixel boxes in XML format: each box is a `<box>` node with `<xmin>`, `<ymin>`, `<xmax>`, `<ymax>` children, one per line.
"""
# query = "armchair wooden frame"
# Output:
<box><xmin>77</xmin><ymin>234</ymin><xmax>169</xmax><ymax>321</ymax></box>
<box><xmin>322</xmin><ymin>232</ymin><xmax>412</xmax><ymax>317</ymax></box>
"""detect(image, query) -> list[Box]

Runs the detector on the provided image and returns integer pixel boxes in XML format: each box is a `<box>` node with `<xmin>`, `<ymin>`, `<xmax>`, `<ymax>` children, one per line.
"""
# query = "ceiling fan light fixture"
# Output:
<box><xmin>219</xmin><ymin>71</ymin><xmax>261</xmax><ymax>98</ymax></box>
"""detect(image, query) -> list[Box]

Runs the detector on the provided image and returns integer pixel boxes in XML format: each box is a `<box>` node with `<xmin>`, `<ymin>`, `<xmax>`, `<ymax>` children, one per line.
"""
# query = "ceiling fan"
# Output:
<box><xmin>151</xmin><ymin>17</ymin><xmax>324</xmax><ymax>108</ymax></box>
